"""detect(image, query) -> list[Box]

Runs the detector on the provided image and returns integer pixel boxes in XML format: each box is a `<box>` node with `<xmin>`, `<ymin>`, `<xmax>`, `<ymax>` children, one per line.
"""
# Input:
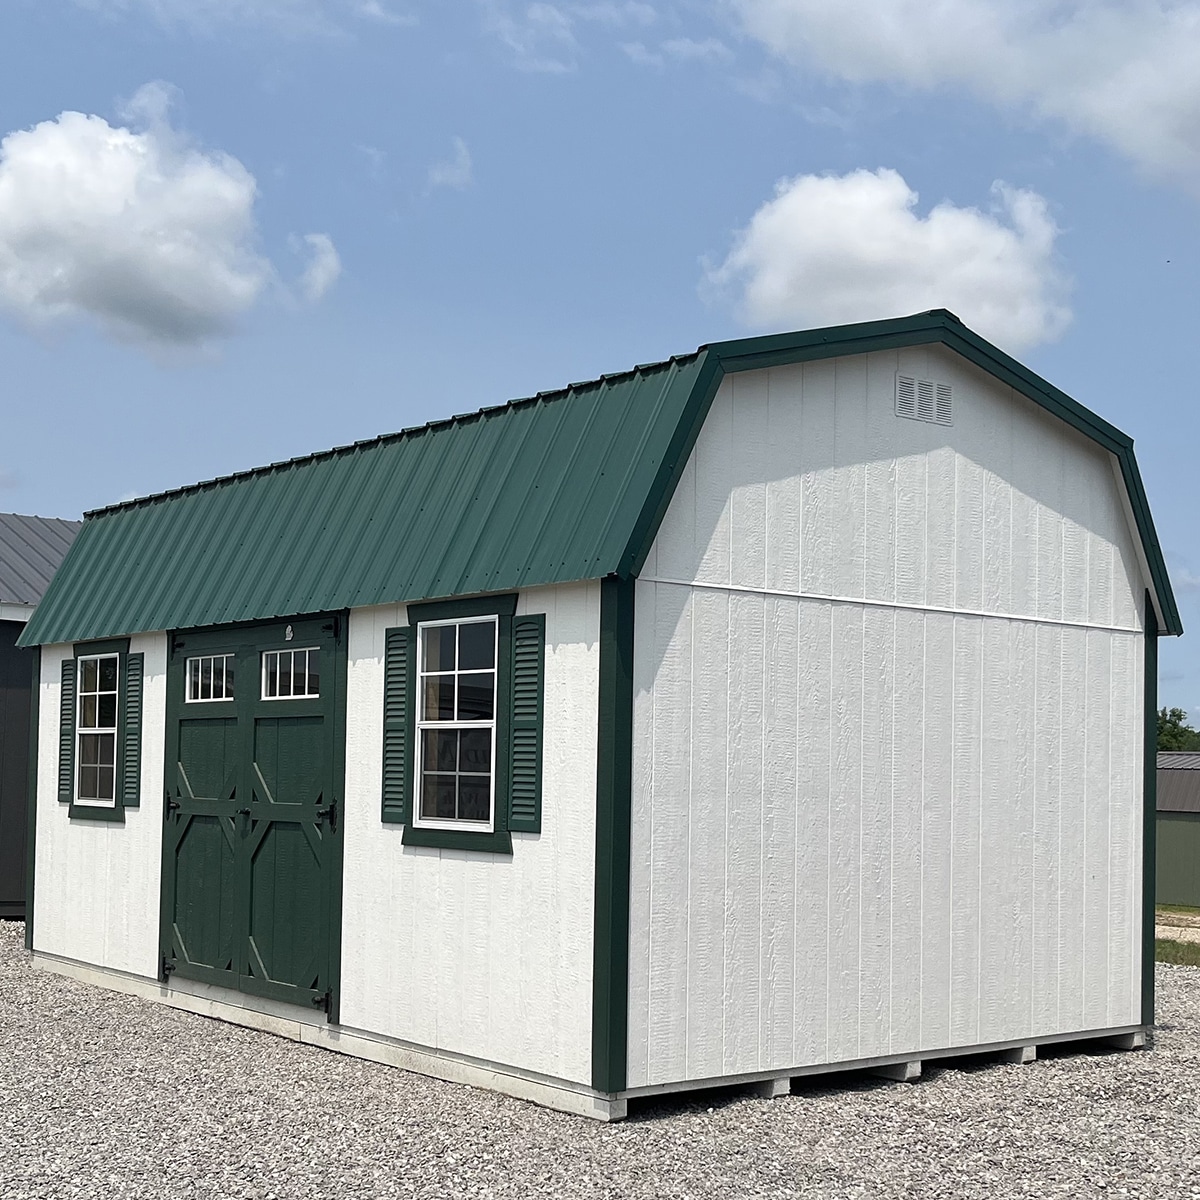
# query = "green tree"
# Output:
<box><xmin>1157</xmin><ymin>707</ymin><xmax>1200</xmax><ymax>750</ymax></box>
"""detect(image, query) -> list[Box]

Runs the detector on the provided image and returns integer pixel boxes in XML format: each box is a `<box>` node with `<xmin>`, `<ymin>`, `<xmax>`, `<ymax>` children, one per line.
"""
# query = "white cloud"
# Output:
<box><xmin>478</xmin><ymin>1</ymin><xmax>579</xmax><ymax>72</ymax></box>
<box><xmin>0</xmin><ymin>86</ymin><xmax>269</xmax><ymax>348</ymax></box>
<box><xmin>706</xmin><ymin>167</ymin><xmax>1071</xmax><ymax>352</ymax></box>
<box><xmin>477</xmin><ymin>0</ymin><xmax>655</xmax><ymax>70</ymax></box>
<box><xmin>427</xmin><ymin>137</ymin><xmax>474</xmax><ymax>191</ymax></box>
<box><xmin>295</xmin><ymin>233</ymin><xmax>342</xmax><ymax>302</ymax></box>
<box><xmin>730</xmin><ymin>0</ymin><xmax>1200</xmax><ymax>188</ymax></box>
<box><xmin>571</xmin><ymin>1</ymin><xmax>656</xmax><ymax>24</ymax></box>
<box><xmin>623</xmin><ymin>34</ymin><xmax>733</xmax><ymax>67</ymax></box>
<box><xmin>73</xmin><ymin>0</ymin><xmax>416</xmax><ymax>33</ymax></box>
<box><xmin>622</xmin><ymin>40</ymin><xmax>664</xmax><ymax>66</ymax></box>
<box><xmin>662</xmin><ymin>36</ymin><xmax>732</xmax><ymax>62</ymax></box>
<box><xmin>0</xmin><ymin>83</ymin><xmax>337</xmax><ymax>350</ymax></box>
<box><xmin>1169</xmin><ymin>563</ymin><xmax>1200</xmax><ymax>594</ymax></box>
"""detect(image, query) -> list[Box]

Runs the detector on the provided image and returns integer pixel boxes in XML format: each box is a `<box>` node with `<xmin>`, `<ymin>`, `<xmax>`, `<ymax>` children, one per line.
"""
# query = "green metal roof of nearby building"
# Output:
<box><xmin>20</xmin><ymin>310</ymin><xmax>1182</xmax><ymax>646</ymax></box>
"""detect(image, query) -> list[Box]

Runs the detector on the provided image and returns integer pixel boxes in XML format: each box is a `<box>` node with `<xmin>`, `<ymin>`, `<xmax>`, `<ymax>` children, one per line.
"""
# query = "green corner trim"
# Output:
<box><xmin>1143</xmin><ymin>592</ymin><xmax>1158</xmax><ymax>1026</ymax></box>
<box><xmin>25</xmin><ymin>647</ymin><xmax>40</xmax><ymax>950</ymax></box>
<box><xmin>326</xmin><ymin>613</ymin><xmax>350</xmax><ymax>1025</ymax></box>
<box><xmin>592</xmin><ymin>574</ymin><xmax>634</xmax><ymax>1093</ymax></box>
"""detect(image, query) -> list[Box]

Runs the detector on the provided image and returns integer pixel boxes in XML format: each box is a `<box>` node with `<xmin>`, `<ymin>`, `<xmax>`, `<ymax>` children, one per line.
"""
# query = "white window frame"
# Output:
<box><xmin>260</xmin><ymin>647</ymin><xmax>321</xmax><ymax>701</ymax></box>
<box><xmin>185</xmin><ymin>653</ymin><xmax>236</xmax><ymax>703</ymax></box>
<box><xmin>75</xmin><ymin>652</ymin><xmax>119</xmax><ymax>809</ymax></box>
<box><xmin>412</xmin><ymin>615</ymin><xmax>498</xmax><ymax>833</ymax></box>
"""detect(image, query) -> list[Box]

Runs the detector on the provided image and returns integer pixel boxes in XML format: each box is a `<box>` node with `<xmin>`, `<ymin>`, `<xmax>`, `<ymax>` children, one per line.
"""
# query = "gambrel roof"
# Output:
<box><xmin>20</xmin><ymin>310</ymin><xmax>1181</xmax><ymax>645</ymax></box>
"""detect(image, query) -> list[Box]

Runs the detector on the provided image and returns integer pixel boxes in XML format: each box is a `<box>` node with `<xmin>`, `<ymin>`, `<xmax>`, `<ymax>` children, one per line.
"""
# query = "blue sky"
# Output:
<box><xmin>2</xmin><ymin>0</ymin><xmax>1200</xmax><ymax>709</ymax></box>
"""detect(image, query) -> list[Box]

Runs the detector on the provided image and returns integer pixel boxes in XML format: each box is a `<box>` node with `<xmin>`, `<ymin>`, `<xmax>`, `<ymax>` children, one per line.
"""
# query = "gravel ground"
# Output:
<box><xmin>2</xmin><ymin>923</ymin><xmax>1198</xmax><ymax>1200</ymax></box>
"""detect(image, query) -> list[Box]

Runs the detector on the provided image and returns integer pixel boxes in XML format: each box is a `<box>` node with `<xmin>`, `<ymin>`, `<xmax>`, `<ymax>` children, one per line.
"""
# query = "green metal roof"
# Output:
<box><xmin>20</xmin><ymin>310</ymin><xmax>1181</xmax><ymax>645</ymax></box>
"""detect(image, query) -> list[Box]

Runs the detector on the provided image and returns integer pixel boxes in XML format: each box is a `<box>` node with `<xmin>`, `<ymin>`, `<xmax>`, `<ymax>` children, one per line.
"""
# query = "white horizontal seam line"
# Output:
<box><xmin>638</xmin><ymin>576</ymin><xmax>1141</xmax><ymax>636</ymax></box>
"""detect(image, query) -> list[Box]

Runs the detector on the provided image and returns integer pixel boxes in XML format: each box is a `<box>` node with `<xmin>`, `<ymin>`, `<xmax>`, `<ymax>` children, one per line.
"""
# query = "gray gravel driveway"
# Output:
<box><xmin>2</xmin><ymin>922</ymin><xmax>1198</xmax><ymax>1199</ymax></box>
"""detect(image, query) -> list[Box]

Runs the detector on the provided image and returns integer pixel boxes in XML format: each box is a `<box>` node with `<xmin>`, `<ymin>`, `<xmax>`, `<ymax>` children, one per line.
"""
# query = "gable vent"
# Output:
<box><xmin>896</xmin><ymin>374</ymin><xmax>952</xmax><ymax>425</ymax></box>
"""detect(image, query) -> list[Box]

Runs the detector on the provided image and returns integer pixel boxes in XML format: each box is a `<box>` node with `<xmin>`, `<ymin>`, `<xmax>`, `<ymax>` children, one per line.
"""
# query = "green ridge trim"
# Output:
<box><xmin>24</xmin><ymin>647</ymin><xmax>40</xmax><ymax>951</ymax></box>
<box><xmin>592</xmin><ymin>574</ymin><xmax>634</xmax><ymax>1094</ymax></box>
<box><xmin>1143</xmin><ymin>592</ymin><xmax>1158</xmax><ymax>1026</ymax></box>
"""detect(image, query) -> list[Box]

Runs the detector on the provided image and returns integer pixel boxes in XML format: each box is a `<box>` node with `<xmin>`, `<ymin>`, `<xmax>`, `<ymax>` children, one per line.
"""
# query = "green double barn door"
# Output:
<box><xmin>160</xmin><ymin>615</ymin><xmax>346</xmax><ymax>1012</ymax></box>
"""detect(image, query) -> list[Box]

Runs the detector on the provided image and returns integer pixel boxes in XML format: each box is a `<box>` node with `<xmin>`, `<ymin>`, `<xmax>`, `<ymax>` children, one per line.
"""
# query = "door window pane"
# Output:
<box><xmin>186</xmin><ymin>654</ymin><xmax>236</xmax><ymax>702</ymax></box>
<box><xmin>261</xmin><ymin>648</ymin><xmax>320</xmax><ymax>699</ymax></box>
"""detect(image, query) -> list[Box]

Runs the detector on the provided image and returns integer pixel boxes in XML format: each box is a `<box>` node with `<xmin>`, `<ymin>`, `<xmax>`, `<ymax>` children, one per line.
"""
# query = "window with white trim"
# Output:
<box><xmin>76</xmin><ymin>653</ymin><xmax>119</xmax><ymax>804</ymax></box>
<box><xmin>415</xmin><ymin>617</ymin><xmax>497</xmax><ymax>828</ymax></box>
<box><xmin>261</xmin><ymin>647</ymin><xmax>320</xmax><ymax>699</ymax></box>
<box><xmin>186</xmin><ymin>653</ymin><xmax>235</xmax><ymax>702</ymax></box>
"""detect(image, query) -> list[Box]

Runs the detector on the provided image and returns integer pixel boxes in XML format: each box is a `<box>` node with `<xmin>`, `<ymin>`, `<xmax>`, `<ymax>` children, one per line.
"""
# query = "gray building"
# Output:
<box><xmin>0</xmin><ymin>513</ymin><xmax>80</xmax><ymax>917</ymax></box>
<box><xmin>1157</xmin><ymin>751</ymin><xmax>1200</xmax><ymax>908</ymax></box>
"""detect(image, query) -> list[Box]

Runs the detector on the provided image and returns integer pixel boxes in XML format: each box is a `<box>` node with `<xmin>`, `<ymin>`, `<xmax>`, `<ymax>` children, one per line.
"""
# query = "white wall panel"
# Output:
<box><xmin>339</xmin><ymin>581</ymin><xmax>599</xmax><ymax>1085</ymax></box>
<box><xmin>33</xmin><ymin>632</ymin><xmax>167</xmax><ymax>980</ymax></box>
<box><xmin>628</xmin><ymin>347</ymin><xmax>1148</xmax><ymax>1087</ymax></box>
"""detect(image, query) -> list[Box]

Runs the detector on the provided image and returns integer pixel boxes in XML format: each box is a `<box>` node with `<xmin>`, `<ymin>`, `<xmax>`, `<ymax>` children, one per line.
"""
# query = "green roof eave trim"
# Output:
<box><xmin>18</xmin><ymin>309</ymin><xmax>1180</xmax><ymax>647</ymax></box>
<box><xmin>618</xmin><ymin>309</ymin><xmax>1181</xmax><ymax>637</ymax></box>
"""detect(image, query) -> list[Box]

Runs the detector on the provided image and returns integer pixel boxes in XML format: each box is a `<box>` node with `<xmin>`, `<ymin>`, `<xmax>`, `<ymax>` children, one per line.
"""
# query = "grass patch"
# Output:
<box><xmin>1157</xmin><ymin>903</ymin><xmax>1200</xmax><ymax>917</ymax></box>
<box><xmin>1156</xmin><ymin>938</ymin><xmax>1200</xmax><ymax>966</ymax></box>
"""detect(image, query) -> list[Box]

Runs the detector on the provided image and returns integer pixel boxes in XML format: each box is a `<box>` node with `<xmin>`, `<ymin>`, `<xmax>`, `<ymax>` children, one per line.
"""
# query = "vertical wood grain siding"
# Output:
<box><xmin>340</xmin><ymin>582</ymin><xmax>600</xmax><ymax>1084</ymax></box>
<box><xmin>629</xmin><ymin>346</ymin><xmax>1146</xmax><ymax>1088</ymax></box>
<box><xmin>32</xmin><ymin>633</ymin><xmax>167</xmax><ymax>978</ymax></box>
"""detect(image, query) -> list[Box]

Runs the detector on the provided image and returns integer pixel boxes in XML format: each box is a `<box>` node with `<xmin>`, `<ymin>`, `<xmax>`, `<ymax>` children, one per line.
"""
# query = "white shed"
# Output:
<box><xmin>19</xmin><ymin>311</ymin><xmax>1179</xmax><ymax>1119</ymax></box>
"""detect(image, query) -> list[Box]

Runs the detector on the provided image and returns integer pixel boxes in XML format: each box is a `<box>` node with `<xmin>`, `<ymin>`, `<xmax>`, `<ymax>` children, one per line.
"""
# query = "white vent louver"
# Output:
<box><xmin>896</xmin><ymin>374</ymin><xmax>952</xmax><ymax>426</ymax></box>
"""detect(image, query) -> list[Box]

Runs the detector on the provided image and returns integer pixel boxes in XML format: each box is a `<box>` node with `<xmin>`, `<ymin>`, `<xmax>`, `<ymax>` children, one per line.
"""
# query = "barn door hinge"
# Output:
<box><xmin>164</xmin><ymin>791</ymin><xmax>180</xmax><ymax>817</ymax></box>
<box><xmin>312</xmin><ymin>989</ymin><xmax>332</xmax><ymax>1014</ymax></box>
<box><xmin>161</xmin><ymin>955</ymin><xmax>177</xmax><ymax>980</ymax></box>
<box><xmin>315</xmin><ymin>798</ymin><xmax>338</xmax><ymax>832</ymax></box>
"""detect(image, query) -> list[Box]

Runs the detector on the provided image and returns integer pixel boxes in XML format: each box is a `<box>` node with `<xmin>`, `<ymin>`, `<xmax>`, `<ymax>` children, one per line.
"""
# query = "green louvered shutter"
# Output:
<box><xmin>382</xmin><ymin>626</ymin><xmax>415</xmax><ymax>824</ymax></box>
<box><xmin>508</xmin><ymin>614</ymin><xmax>545</xmax><ymax>833</ymax></box>
<box><xmin>58</xmin><ymin>658</ymin><xmax>76</xmax><ymax>804</ymax></box>
<box><xmin>121</xmin><ymin>653</ymin><xmax>144</xmax><ymax>807</ymax></box>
